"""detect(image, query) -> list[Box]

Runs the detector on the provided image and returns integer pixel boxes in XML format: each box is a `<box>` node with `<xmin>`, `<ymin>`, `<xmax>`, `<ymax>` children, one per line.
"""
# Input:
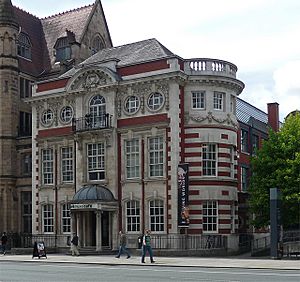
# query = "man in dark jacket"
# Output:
<box><xmin>1</xmin><ymin>232</ymin><xmax>8</xmax><ymax>255</ymax></box>
<box><xmin>71</xmin><ymin>233</ymin><xmax>80</xmax><ymax>256</ymax></box>
<box><xmin>115</xmin><ymin>231</ymin><xmax>131</xmax><ymax>259</ymax></box>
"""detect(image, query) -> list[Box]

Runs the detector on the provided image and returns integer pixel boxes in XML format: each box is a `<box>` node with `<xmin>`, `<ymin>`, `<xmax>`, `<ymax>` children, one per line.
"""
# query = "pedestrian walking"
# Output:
<box><xmin>115</xmin><ymin>231</ymin><xmax>131</xmax><ymax>259</ymax></box>
<box><xmin>71</xmin><ymin>233</ymin><xmax>80</xmax><ymax>256</ymax></box>
<box><xmin>141</xmin><ymin>229</ymin><xmax>155</xmax><ymax>263</ymax></box>
<box><xmin>1</xmin><ymin>232</ymin><xmax>8</xmax><ymax>255</ymax></box>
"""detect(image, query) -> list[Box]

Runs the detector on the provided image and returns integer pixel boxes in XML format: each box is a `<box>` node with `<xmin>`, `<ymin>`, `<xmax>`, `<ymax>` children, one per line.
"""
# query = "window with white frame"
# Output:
<box><xmin>241</xmin><ymin>129</ymin><xmax>249</xmax><ymax>152</ymax></box>
<box><xmin>202</xmin><ymin>144</ymin><xmax>217</xmax><ymax>176</ymax></box>
<box><xmin>192</xmin><ymin>91</ymin><xmax>205</xmax><ymax>109</ymax></box>
<box><xmin>149</xmin><ymin>136</ymin><xmax>164</xmax><ymax>177</ymax></box>
<box><xmin>149</xmin><ymin>199</ymin><xmax>164</xmax><ymax>232</ymax></box>
<box><xmin>202</xmin><ymin>201</ymin><xmax>218</xmax><ymax>232</ymax></box>
<box><xmin>213</xmin><ymin>92</ymin><xmax>224</xmax><ymax>110</ymax></box>
<box><xmin>61</xmin><ymin>147</ymin><xmax>73</xmax><ymax>183</ymax></box>
<box><xmin>125</xmin><ymin>96</ymin><xmax>140</xmax><ymax>114</ymax></box>
<box><xmin>89</xmin><ymin>95</ymin><xmax>106</xmax><ymax>127</ymax></box>
<box><xmin>60</xmin><ymin>106</ymin><xmax>73</xmax><ymax>123</ymax></box>
<box><xmin>42</xmin><ymin>149</ymin><xmax>53</xmax><ymax>185</ymax></box>
<box><xmin>87</xmin><ymin>143</ymin><xmax>105</xmax><ymax>181</ymax></box>
<box><xmin>147</xmin><ymin>92</ymin><xmax>164</xmax><ymax>111</ymax></box>
<box><xmin>43</xmin><ymin>204</ymin><xmax>54</xmax><ymax>233</ymax></box>
<box><xmin>41</xmin><ymin>109</ymin><xmax>54</xmax><ymax>126</ymax></box>
<box><xmin>125</xmin><ymin>139</ymin><xmax>140</xmax><ymax>179</ymax></box>
<box><xmin>241</xmin><ymin>166</ymin><xmax>249</xmax><ymax>191</ymax></box>
<box><xmin>126</xmin><ymin>200</ymin><xmax>140</xmax><ymax>232</ymax></box>
<box><xmin>62</xmin><ymin>203</ymin><xmax>71</xmax><ymax>233</ymax></box>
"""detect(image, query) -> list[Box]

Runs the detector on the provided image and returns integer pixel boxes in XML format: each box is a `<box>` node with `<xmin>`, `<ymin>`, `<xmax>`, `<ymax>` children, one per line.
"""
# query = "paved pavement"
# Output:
<box><xmin>0</xmin><ymin>254</ymin><xmax>299</xmax><ymax>270</ymax></box>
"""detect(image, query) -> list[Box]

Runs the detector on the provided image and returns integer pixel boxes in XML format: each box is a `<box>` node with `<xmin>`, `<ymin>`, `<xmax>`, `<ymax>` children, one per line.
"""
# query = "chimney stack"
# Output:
<box><xmin>267</xmin><ymin>103</ymin><xmax>279</xmax><ymax>132</ymax></box>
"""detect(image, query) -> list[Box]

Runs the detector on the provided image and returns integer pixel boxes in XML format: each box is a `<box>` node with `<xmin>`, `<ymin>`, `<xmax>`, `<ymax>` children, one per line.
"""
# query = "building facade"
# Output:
<box><xmin>0</xmin><ymin>0</ymin><xmax>112</xmax><ymax>234</ymax></box>
<box><xmin>28</xmin><ymin>38</ymin><xmax>246</xmax><ymax>250</ymax></box>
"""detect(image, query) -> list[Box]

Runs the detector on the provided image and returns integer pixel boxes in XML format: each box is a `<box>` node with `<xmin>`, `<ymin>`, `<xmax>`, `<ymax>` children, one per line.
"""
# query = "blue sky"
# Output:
<box><xmin>12</xmin><ymin>0</ymin><xmax>300</xmax><ymax>120</ymax></box>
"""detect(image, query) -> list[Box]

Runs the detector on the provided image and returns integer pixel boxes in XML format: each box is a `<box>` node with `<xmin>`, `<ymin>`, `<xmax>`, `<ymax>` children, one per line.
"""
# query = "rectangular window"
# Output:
<box><xmin>241</xmin><ymin>129</ymin><xmax>249</xmax><ymax>152</ymax></box>
<box><xmin>202</xmin><ymin>144</ymin><xmax>217</xmax><ymax>176</ymax></box>
<box><xmin>252</xmin><ymin>134</ymin><xmax>259</xmax><ymax>155</ymax></box>
<box><xmin>43</xmin><ymin>204</ymin><xmax>54</xmax><ymax>233</ymax></box>
<box><xmin>192</xmin><ymin>91</ymin><xmax>205</xmax><ymax>109</ymax></box>
<box><xmin>149</xmin><ymin>199</ymin><xmax>164</xmax><ymax>232</ymax></box>
<box><xmin>125</xmin><ymin>139</ymin><xmax>140</xmax><ymax>179</ymax></box>
<box><xmin>19</xmin><ymin>111</ymin><xmax>32</xmax><ymax>136</ymax></box>
<box><xmin>22</xmin><ymin>191</ymin><xmax>32</xmax><ymax>233</ymax></box>
<box><xmin>213</xmin><ymin>92</ymin><xmax>224</xmax><ymax>110</ymax></box>
<box><xmin>126</xmin><ymin>200</ymin><xmax>140</xmax><ymax>232</ymax></box>
<box><xmin>62</xmin><ymin>203</ymin><xmax>71</xmax><ymax>233</ymax></box>
<box><xmin>87</xmin><ymin>143</ymin><xmax>105</xmax><ymax>181</ymax></box>
<box><xmin>203</xmin><ymin>201</ymin><xmax>218</xmax><ymax>233</ymax></box>
<box><xmin>230</xmin><ymin>146</ymin><xmax>234</xmax><ymax>178</ymax></box>
<box><xmin>241</xmin><ymin>166</ymin><xmax>249</xmax><ymax>191</ymax></box>
<box><xmin>61</xmin><ymin>147</ymin><xmax>73</xmax><ymax>183</ymax></box>
<box><xmin>21</xmin><ymin>153</ymin><xmax>32</xmax><ymax>176</ymax></box>
<box><xmin>19</xmin><ymin>77</ymin><xmax>33</xmax><ymax>98</ymax></box>
<box><xmin>149</xmin><ymin>136</ymin><xmax>164</xmax><ymax>177</ymax></box>
<box><xmin>42</xmin><ymin>149</ymin><xmax>53</xmax><ymax>185</ymax></box>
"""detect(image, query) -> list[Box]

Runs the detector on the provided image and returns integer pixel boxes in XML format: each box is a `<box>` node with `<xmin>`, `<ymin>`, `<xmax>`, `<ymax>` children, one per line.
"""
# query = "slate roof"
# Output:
<box><xmin>60</xmin><ymin>38</ymin><xmax>176</xmax><ymax>78</ymax></box>
<box><xmin>84</xmin><ymin>38</ymin><xmax>175</xmax><ymax>66</ymax></box>
<box><xmin>236</xmin><ymin>98</ymin><xmax>268</xmax><ymax>125</ymax></box>
<box><xmin>41</xmin><ymin>4</ymin><xmax>94</xmax><ymax>66</ymax></box>
<box><xmin>12</xmin><ymin>2</ymin><xmax>97</xmax><ymax>77</ymax></box>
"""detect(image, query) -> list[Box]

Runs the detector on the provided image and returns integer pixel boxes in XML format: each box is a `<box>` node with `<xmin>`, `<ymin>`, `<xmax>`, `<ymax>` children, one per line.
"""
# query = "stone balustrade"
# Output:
<box><xmin>184</xmin><ymin>58</ymin><xmax>238</xmax><ymax>78</ymax></box>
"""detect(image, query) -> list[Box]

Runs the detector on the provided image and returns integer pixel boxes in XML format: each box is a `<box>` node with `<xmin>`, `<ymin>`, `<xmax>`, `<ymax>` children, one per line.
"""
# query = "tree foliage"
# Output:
<box><xmin>249</xmin><ymin>113</ymin><xmax>300</xmax><ymax>229</ymax></box>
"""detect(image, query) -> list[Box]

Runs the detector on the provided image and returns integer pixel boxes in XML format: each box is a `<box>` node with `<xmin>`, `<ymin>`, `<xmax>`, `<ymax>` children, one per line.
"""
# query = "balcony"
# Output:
<box><xmin>184</xmin><ymin>58</ymin><xmax>238</xmax><ymax>78</ymax></box>
<box><xmin>72</xmin><ymin>114</ymin><xmax>112</xmax><ymax>132</ymax></box>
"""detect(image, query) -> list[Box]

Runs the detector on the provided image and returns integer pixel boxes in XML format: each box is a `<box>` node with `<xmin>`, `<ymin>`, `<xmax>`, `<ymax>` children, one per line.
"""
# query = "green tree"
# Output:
<box><xmin>249</xmin><ymin>113</ymin><xmax>300</xmax><ymax>229</ymax></box>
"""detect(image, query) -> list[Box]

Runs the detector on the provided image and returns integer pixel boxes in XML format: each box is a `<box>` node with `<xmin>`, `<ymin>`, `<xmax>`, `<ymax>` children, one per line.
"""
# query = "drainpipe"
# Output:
<box><xmin>54</xmin><ymin>148</ymin><xmax>58</xmax><ymax>248</ymax></box>
<box><xmin>141</xmin><ymin>139</ymin><xmax>145</xmax><ymax>232</ymax></box>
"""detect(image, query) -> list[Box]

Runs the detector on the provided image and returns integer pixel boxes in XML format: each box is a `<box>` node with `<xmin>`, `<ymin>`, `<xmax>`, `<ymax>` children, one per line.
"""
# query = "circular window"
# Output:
<box><xmin>125</xmin><ymin>96</ymin><xmax>140</xmax><ymax>114</ymax></box>
<box><xmin>41</xmin><ymin>109</ymin><xmax>54</xmax><ymax>126</ymax></box>
<box><xmin>60</xmin><ymin>106</ymin><xmax>73</xmax><ymax>123</ymax></box>
<box><xmin>147</xmin><ymin>92</ymin><xmax>164</xmax><ymax>111</ymax></box>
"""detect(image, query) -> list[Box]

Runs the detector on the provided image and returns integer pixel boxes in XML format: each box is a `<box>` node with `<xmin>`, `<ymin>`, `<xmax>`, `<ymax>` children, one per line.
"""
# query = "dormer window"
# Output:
<box><xmin>91</xmin><ymin>35</ymin><xmax>105</xmax><ymax>55</ymax></box>
<box><xmin>54</xmin><ymin>37</ymin><xmax>71</xmax><ymax>62</ymax></box>
<box><xmin>17</xmin><ymin>33</ymin><xmax>32</xmax><ymax>60</ymax></box>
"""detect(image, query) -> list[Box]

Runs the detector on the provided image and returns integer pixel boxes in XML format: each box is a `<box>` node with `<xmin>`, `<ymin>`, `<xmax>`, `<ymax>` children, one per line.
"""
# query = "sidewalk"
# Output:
<box><xmin>0</xmin><ymin>254</ymin><xmax>299</xmax><ymax>270</ymax></box>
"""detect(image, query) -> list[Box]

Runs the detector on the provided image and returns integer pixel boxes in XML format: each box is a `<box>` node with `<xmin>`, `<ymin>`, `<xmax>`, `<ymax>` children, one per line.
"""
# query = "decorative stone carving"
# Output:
<box><xmin>188</xmin><ymin>111</ymin><xmax>238</xmax><ymax>128</ymax></box>
<box><xmin>156</xmin><ymin>83</ymin><xmax>169</xmax><ymax>110</ymax></box>
<box><xmin>132</xmin><ymin>84</ymin><xmax>151</xmax><ymax>114</ymax></box>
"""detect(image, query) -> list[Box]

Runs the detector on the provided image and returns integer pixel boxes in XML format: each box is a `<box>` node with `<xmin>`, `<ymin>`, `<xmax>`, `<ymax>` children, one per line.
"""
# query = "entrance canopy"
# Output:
<box><xmin>70</xmin><ymin>185</ymin><xmax>117</xmax><ymax>211</ymax></box>
<box><xmin>72</xmin><ymin>185</ymin><xmax>116</xmax><ymax>202</ymax></box>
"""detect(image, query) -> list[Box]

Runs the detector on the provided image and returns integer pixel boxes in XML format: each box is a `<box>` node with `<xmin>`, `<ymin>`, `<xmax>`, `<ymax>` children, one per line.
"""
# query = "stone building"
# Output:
<box><xmin>28</xmin><ymin>38</ymin><xmax>245</xmax><ymax>251</ymax></box>
<box><xmin>0</xmin><ymin>0</ymin><xmax>112</xmax><ymax>234</ymax></box>
<box><xmin>1</xmin><ymin>0</ymin><xmax>280</xmax><ymax>252</ymax></box>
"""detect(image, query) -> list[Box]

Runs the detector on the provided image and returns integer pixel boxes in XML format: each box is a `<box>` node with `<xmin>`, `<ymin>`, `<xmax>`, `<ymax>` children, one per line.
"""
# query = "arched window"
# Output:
<box><xmin>91</xmin><ymin>35</ymin><xmax>105</xmax><ymax>55</ymax></box>
<box><xmin>149</xmin><ymin>199</ymin><xmax>164</xmax><ymax>232</ymax></box>
<box><xmin>54</xmin><ymin>37</ymin><xmax>71</xmax><ymax>62</ymax></box>
<box><xmin>17</xmin><ymin>33</ymin><xmax>32</xmax><ymax>59</ymax></box>
<box><xmin>89</xmin><ymin>95</ymin><xmax>106</xmax><ymax>127</ymax></box>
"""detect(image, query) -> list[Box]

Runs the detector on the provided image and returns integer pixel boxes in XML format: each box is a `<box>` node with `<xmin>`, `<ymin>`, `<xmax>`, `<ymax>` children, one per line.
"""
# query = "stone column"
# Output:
<box><xmin>96</xmin><ymin>211</ymin><xmax>102</xmax><ymax>251</ymax></box>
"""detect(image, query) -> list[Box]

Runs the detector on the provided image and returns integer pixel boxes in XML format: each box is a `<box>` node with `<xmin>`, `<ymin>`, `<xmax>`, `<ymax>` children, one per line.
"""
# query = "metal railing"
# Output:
<box><xmin>72</xmin><ymin>114</ymin><xmax>112</xmax><ymax>132</ymax></box>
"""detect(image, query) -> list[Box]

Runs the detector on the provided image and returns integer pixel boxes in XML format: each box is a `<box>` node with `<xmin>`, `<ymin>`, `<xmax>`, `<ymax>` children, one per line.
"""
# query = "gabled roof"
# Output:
<box><xmin>41</xmin><ymin>4</ymin><xmax>94</xmax><ymax>66</ymax></box>
<box><xmin>83</xmin><ymin>38</ymin><xmax>175</xmax><ymax>67</ymax></box>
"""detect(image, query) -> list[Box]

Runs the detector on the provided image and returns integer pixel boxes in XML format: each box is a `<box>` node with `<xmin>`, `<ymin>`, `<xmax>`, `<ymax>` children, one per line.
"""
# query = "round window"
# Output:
<box><xmin>41</xmin><ymin>109</ymin><xmax>54</xmax><ymax>126</ymax></box>
<box><xmin>147</xmin><ymin>92</ymin><xmax>164</xmax><ymax>111</ymax></box>
<box><xmin>125</xmin><ymin>95</ymin><xmax>140</xmax><ymax>114</ymax></box>
<box><xmin>60</xmin><ymin>106</ymin><xmax>73</xmax><ymax>123</ymax></box>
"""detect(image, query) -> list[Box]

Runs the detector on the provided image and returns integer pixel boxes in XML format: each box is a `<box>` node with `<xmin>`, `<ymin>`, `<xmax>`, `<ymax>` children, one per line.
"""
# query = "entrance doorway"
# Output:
<box><xmin>101</xmin><ymin>211</ymin><xmax>110</xmax><ymax>248</ymax></box>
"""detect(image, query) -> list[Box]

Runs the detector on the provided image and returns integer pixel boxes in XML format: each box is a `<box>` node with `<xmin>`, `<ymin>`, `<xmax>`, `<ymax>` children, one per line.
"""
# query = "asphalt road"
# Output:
<box><xmin>0</xmin><ymin>261</ymin><xmax>299</xmax><ymax>282</ymax></box>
